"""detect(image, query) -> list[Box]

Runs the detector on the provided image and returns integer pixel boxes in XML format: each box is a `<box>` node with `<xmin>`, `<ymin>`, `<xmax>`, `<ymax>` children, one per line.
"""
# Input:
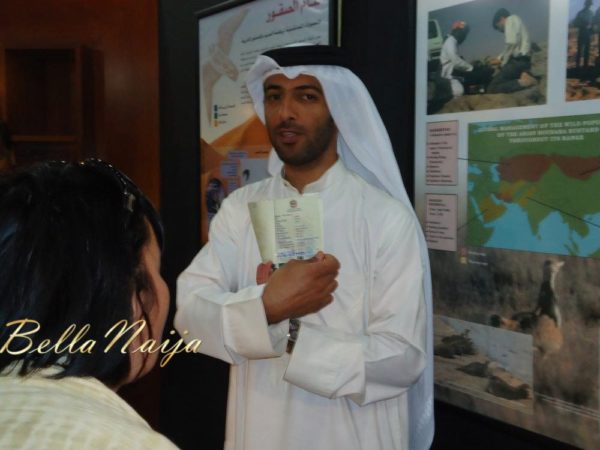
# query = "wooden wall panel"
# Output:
<box><xmin>0</xmin><ymin>0</ymin><xmax>161</xmax><ymax>431</ymax></box>
<box><xmin>0</xmin><ymin>0</ymin><xmax>160</xmax><ymax>207</ymax></box>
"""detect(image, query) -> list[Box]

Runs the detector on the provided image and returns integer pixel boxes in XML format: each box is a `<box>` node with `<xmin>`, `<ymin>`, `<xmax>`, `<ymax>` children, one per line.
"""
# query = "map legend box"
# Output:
<box><xmin>425</xmin><ymin>194</ymin><xmax>457</xmax><ymax>251</ymax></box>
<box><xmin>426</xmin><ymin>121</ymin><xmax>458</xmax><ymax>186</ymax></box>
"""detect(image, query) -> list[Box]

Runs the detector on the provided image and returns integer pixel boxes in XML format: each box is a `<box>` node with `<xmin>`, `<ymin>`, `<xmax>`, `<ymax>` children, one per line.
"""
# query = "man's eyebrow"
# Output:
<box><xmin>264</xmin><ymin>84</ymin><xmax>282</xmax><ymax>91</ymax></box>
<box><xmin>294</xmin><ymin>84</ymin><xmax>323</xmax><ymax>94</ymax></box>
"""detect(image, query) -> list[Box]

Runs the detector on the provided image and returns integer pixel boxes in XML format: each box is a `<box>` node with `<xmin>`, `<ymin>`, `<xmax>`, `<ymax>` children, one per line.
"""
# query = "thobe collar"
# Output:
<box><xmin>277</xmin><ymin>158</ymin><xmax>346</xmax><ymax>195</ymax></box>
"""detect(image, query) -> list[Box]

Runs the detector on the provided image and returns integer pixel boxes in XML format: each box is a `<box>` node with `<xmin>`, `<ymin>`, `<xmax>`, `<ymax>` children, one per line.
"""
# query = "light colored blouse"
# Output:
<box><xmin>0</xmin><ymin>366</ymin><xmax>178</xmax><ymax>449</ymax></box>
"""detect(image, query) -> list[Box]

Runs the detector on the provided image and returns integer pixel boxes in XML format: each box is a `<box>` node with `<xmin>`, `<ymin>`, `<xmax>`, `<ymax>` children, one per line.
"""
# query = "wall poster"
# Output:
<box><xmin>415</xmin><ymin>0</ymin><xmax>599</xmax><ymax>447</ymax></box>
<box><xmin>198</xmin><ymin>0</ymin><xmax>339</xmax><ymax>242</ymax></box>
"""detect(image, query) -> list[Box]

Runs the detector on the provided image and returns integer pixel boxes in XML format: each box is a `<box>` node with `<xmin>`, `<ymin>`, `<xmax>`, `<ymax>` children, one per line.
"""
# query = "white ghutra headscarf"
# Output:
<box><xmin>246</xmin><ymin>48</ymin><xmax>434</xmax><ymax>450</ymax></box>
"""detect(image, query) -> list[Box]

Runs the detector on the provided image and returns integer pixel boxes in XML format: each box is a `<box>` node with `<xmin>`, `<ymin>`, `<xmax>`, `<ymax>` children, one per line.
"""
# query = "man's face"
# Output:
<box><xmin>495</xmin><ymin>17</ymin><xmax>506</xmax><ymax>32</ymax></box>
<box><xmin>263</xmin><ymin>73</ymin><xmax>337</xmax><ymax>167</ymax></box>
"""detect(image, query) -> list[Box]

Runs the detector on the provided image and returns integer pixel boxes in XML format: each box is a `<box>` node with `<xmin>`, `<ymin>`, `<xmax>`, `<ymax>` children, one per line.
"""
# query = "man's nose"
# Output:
<box><xmin>278</xmin><ymin>95</ymin><xmax>296</xmax><ymax>121</ymax></box>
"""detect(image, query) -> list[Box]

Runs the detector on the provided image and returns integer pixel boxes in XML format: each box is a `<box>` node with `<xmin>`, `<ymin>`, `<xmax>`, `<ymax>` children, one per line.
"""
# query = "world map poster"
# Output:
<box><xmin>415</xmin><ymin>1</ymin><xmax>600</xmax><ymax>447</ymax></box>
<box><xmin>467</xmin><ymin>114</ymin><xmax>600</xmax><ymax>258</ymax></box>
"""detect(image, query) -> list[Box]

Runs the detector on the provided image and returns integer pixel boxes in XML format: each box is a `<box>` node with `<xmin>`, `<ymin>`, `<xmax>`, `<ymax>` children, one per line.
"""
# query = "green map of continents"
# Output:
<box><xmin>467</xmin><ymin>114</ymin><xmax>600</xmax><ymax>259</ymax></box>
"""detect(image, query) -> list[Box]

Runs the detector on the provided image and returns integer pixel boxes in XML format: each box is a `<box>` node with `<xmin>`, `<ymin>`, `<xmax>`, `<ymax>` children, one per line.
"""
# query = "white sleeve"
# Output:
<box><xmin>446</xmin><ymin>38</ymin><xmax>473</xmax><ymax>72</ymax></box>
<box><xmin>498</xmin><ymin>16</ymin><xmax>519</xmax><ymax>65</ymax></box>
<box><xmin>175</xmin><ymin>196</ymin><xmax>289</xmax><ymax>365</ymax></box>
<box><xmin>283</xmin><ymin>211</ymin><xmax>427</xmax><ymax>406</ymax></box>
<box><xmin>499</xmin><ymin>42</ymin><xmax>517</xmax><ymax>65</ymax></box>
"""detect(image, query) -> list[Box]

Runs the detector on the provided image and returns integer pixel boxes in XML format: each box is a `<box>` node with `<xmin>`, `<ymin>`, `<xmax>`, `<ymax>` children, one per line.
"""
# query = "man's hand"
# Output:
<box><xmin>261</xmin><ymin>252</ymin><xmax>340</xmax><ymax>324</ymax></box>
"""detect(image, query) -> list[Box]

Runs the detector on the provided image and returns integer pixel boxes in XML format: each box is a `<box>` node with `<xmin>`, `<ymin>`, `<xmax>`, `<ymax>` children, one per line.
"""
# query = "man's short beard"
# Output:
<box><xmin>271</xmin><ymin>116</ymin><xmax>336</xmax><ymax>167</ymax></box>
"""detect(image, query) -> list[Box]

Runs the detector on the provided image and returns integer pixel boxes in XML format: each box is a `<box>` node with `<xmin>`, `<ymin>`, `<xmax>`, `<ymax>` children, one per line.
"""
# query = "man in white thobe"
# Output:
<box><xmin>176</xmin><ymin>46</ymin><xmax>434</xmax><ymax>450</ymax></box>
<box><xmin>440</xmin><ymin>20</ymin><xmax>473</xmax><ymax>97</ymax></box>
<box><xmin>488</xmin><ymin>8</ymin><xmax>536</xmax><ymax>93</ymax></box>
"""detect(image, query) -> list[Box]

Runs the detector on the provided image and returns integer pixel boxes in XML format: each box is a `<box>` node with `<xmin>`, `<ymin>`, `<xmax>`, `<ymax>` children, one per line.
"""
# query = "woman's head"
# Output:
<box><xmin>0</xmin><ymin>160</ymin><xmax>168</xmax><ymax>387</ymax></box>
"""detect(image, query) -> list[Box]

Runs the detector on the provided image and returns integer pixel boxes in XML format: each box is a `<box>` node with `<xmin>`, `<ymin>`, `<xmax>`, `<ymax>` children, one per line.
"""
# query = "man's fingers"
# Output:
<box><xmin>291</xmin><ymin>252</ymin><xmax>338</xmax><ymax>268</ymax></box>
<box><xmin>295</xmin><ymin>293</ymin><xmax>334</xmax><ymax>317</ymax></box>
<box><xmin>306</xmin><ymin>251</ymin><xmax>325</xmax><ymax>263</ymax></box>
<box><xmin>321</xmin><ymin>254</ymin><xmax>341</xmax><ymax>271</ymax></box>
<box><xmin>317</xmin><ymin>294</ymin><xmax>334</xmax><ymax>309</ymax></box>
<box><xmin>307</xmin><ymin>253</ymin><xmax>340</xmax><ymax>274</ymax></box>
<box><xmin>256</xmin><ymin>261</ymin><xmax>274</xmax><ymax>284</ymax></box>
<box><xmin>326</xmin><ymin>279</ymin><xmax>338</xmax><ymax>294</ymax></box>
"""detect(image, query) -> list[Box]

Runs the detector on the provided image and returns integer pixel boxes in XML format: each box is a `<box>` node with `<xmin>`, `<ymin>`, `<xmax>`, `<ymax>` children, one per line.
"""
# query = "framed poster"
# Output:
<box><xmin>198</xmin><ymin>0</ymin><xmax>340</xmax><ymax>242</ymax></box>
<box><xmin>414</xmin><ymin>0</ymin><xmax>599</xmax><ymax>448</ymax></box>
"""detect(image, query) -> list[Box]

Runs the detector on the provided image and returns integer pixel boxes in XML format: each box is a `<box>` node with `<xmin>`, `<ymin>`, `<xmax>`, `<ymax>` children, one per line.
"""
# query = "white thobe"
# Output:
<box><xmin>440</xmin><ymin>35</ymin><xmax>473</xmax><ymax>97</ymax></box>
<box><xmin>498</xmin><ymin>15</ymin><xmax>531</xmax><ymax>66</ymax></box>
<box><xmin>176</xmin><ymin>160</ymin><xmax>427</xmax><ymax>450</ymax></box>
<box><xmin>440</xmin><ymin>35</ymin><xmax>473</xmax><ymax>80</ymax></box>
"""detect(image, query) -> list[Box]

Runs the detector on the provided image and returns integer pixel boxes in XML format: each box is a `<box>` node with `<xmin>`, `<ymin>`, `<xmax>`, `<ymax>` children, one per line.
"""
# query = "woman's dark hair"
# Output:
<box><xmin>0</xmin><ymin>160</ymin><xmax>163</xmax><ymax>386</ymax></box>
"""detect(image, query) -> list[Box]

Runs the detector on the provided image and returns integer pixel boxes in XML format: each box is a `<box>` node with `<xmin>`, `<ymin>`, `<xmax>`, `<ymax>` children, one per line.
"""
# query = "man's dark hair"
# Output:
<box><xmin>0</xmin><ymin>160</ymin><xmax>163</xmax><ymax>386</ymax></box>
<box><xmin>493</xmin><ymin>8</ymin><xmax>511</xmax><ymax>30</ymax></box>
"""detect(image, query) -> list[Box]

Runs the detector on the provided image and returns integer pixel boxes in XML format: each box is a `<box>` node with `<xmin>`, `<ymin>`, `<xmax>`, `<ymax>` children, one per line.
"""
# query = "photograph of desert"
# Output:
<box><xmin>431</xmin><ymin>248</ymin><xmax>599</xmax><ymax>448</ymax></box>
<box><xmin>427</xmin><ymin>0</ymin><xmax>549</xmax><ymax>114</ymax></box>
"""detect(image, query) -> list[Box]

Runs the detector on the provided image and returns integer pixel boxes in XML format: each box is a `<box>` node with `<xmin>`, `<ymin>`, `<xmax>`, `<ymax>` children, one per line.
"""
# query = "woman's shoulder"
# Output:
<box><xmin>0</xmin><ymin>373</ymin><xmax>179</xmax><ymax>449</ymax></box>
